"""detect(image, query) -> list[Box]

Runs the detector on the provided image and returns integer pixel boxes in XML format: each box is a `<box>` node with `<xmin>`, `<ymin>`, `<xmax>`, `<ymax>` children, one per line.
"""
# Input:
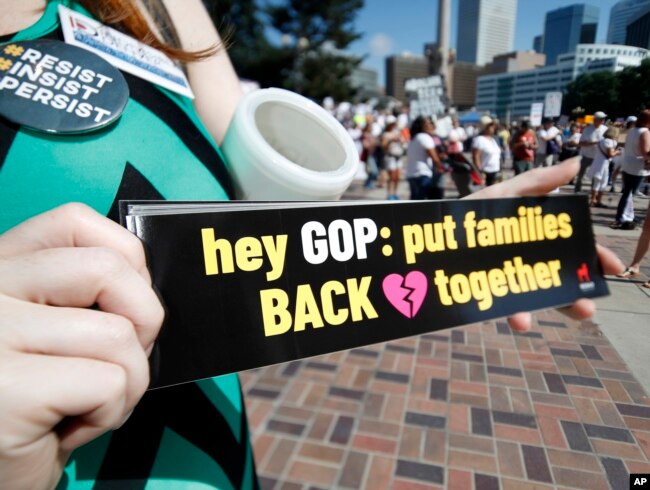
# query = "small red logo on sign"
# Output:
<box><xmin>577</xmin><ymin>263</ymin><xmax>590</xmax><ymax>283</ymax></box>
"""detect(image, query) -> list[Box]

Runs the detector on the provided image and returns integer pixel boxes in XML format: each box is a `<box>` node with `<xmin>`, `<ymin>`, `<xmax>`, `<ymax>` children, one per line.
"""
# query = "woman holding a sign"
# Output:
<box><xmin>0</xmin><ymin>1</ymin><xmax>624</xmax><ymax>489</ymax></box>
<box><xmin>0</xmin><ymin>1</ymin><xmax>257</xmax><ymax>488</ymax></box>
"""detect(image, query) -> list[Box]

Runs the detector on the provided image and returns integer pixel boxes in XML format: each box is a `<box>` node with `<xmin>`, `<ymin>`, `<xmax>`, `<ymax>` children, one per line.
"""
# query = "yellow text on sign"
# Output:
<box><xmin>260</xmin><ymin>277</ymin><xmax>378</xmax><ymax>336</ymax></box>
<box><xmin>201</xmin><ymin>228</ymin><xmax>288</xmax><ymax>281</ymax></box>
<box><xmin>434</xmin><ymin>256</ymin><xmax>562</xmax><ymax>311</ymax></box>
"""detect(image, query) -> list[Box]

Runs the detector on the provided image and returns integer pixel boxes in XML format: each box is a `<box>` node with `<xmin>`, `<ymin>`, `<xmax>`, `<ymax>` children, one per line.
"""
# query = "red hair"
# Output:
<box><xmin>77</xmin><ymin>0</ymin><xmax>219</xmax><ymax>62</ymax></box>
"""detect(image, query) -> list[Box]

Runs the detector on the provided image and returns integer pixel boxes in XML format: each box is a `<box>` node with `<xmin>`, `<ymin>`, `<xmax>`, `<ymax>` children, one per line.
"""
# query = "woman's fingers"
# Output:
<box><xmin>507</xmin><ymin>312</ymin><xmax>532</xmax><ymax>332</ymax></box>
<box><xmin>0</xmin><ymin>205</ymin><xmax>164</xmax><ymax>490</ymax></box>
<box><xmin>0</xmin><ymin>203</ymin><xmax>152</xmax><ymax>284</ymax></box>
<box><xmin>557</xmin><ymin>298</ymin><xmax>596</xmax><ymax>322</ymax></box>
<box><xmin>0</xmin><ymin>353</ymin><xmax>130</xmax><ymax>453</ymax></box>
<box><xmin>0</xmin><ymin>353</ymin><xmax>133</xmax><ymax>489</ymax></box>
<box><xmin>467</xmin><ymin>157</ymin><xmax>580</xmax><ymax>199</ymax></box>
<box><xmin>1</xmin><ymin>295</ymin><xmax>150</xmax><ymax>410</ymax></box>
<box><xmin>0</xmin><ymin>247</ymin><xmax>164</xmax><ymax>350</ymax></box>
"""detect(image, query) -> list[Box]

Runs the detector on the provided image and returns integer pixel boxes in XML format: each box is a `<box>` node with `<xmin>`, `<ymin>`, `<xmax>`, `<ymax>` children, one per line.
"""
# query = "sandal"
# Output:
<box><xmin>643</xmin><ymin>281</ymin><xmax>650</xmax><ymax>289</ymax></box>
<box><xmin>617</xmin><ymin>267</ymin><xmax>640</xmax><ymax>278</ymax></box>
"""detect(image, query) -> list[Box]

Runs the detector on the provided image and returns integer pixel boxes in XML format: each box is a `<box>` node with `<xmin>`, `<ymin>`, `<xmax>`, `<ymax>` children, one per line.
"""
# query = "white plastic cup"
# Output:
<box><xmin>221</xmin><ymin>88</ymin><xmax>359</xmax><ymax>200</ymax></box>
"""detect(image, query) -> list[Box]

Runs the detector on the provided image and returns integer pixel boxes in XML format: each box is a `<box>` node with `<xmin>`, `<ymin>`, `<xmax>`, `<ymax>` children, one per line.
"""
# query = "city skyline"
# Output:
<box><xmin>349</xmin><ymin>0</ymin><xmax>620</xmax><ymax>84</ymax></box>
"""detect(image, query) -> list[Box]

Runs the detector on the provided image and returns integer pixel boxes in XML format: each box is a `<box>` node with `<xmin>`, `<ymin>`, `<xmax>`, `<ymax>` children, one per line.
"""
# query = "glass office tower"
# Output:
<box><xmin>543</xmin><ymin>4</ymin><xmax>600</xmax><ymax>65</ymax></box>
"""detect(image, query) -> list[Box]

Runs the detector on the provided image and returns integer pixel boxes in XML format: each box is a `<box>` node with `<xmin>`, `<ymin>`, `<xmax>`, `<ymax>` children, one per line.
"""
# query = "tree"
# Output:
<box><xmin>562</xmin><ymin>59</ymin><xmax>650</xmax><ymax>119</ymax></box>
<box><xmin>267</xmin><ymin>0</ymin><xmax>364</xmax><ymax>50</ymax></box>
<box><xmin>202</xmin><ymin>0</ymin><xmax>292</xmax><ymax>88</ymax></box>
<box><xmin>618</xmin><ymin>59</ymin><xmax>650</xmax><ymax>116</ymax></box>
<box><xmin>202</xmin><ymin>0</ymin><xmax>365</xmax><ymax>99</ymax></box>
<box><xmin>266</xmin><ymin>0</ymin><xmax>365</xmax><ymax>100</ymax></box>
<box><xmin>562</xmin><ymin>71</ymin><xmax>619</xmax><ymax>118</ymax></box>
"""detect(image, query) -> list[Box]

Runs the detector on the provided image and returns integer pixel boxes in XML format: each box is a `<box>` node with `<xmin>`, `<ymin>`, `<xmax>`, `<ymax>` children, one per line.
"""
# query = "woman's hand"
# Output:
<box><xmin>0</xmin><ymin>203</ymin><xmax>164</xmax><ymax>490</ymax></box>
<box><xmin>466</xmin><ymin>158</ymin><xmax>624</xmax><ymax>332</ymax></box>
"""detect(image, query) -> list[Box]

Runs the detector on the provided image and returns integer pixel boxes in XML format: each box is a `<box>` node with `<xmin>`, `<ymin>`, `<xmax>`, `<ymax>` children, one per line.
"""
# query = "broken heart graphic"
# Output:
<box><xmin>382</xmin><ymin>271</ymin><xmax>428</xmax><ymax>319</ymax></box>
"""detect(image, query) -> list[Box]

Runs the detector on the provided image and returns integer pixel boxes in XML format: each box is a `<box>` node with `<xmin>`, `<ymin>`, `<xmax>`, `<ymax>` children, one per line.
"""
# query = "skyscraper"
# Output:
<box><xmin>543</xmin><ymin>4</ymin><xmax>600</xmax><ymax>65</ymax></box>
<box><xmin>626</xmin><ymin>4</ymin><xmax>650</xmax><ymax>48</ymax></box>
<box><xmin>608</xmin><ymin>0</ymin><xmax>650</xmax><ymax>45</ymax></box>
<box><xmin>456</xmin><ymin>0</ymin><xmax>517</xmax><ymax>66</ymax></box>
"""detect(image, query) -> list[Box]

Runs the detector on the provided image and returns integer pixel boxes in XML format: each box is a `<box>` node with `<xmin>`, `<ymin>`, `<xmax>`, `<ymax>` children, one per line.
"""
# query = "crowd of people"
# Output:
<box><xmin>336</xmin><ymin>103</ymin><xmax>650</xmax><ymax>234</ymax></box>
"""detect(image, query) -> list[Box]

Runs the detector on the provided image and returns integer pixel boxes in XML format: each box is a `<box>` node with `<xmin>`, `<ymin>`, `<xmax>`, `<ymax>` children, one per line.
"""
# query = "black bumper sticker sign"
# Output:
<box><xmin>121</xmin><ymin>197</ymin><xmax>609</xmax><ymax>389</ymax></box>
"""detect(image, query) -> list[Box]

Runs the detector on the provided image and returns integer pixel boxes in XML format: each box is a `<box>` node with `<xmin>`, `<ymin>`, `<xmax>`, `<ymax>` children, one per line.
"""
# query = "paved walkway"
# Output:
<box><xmin>242</xmin><ymin>174</ymin><xmax>650</xmax><ymax>490</ymax></box>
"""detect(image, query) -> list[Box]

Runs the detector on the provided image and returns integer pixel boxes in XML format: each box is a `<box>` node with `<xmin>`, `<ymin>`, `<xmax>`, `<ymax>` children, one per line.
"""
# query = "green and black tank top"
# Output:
<box><xmin>0</xmin><ymin>1</ymin><xmax>259</xmax><ymax>488</ymax></box>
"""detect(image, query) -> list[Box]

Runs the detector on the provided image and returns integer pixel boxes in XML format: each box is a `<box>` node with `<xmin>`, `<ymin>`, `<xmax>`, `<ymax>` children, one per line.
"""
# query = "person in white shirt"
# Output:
<box><xmin>405</xmin><ymin>116</ymin><xmax>444</xmax><ymax>199</ymax></box>
<box><xmin>472</xmin><ymin>116</ymin><xmax>501</xmax><ymax>186</ymax></box>
<box><xmin>612</xmin><ymin>110</ymin><xmax>650</xmax><ymax>228</ymax></box>
<box><xmin>347</xmin><ymin>120</ymin><xmax>363</xmax><ymax>157</ymax></box>
<box><xmin>576</xmin><ymin>111</ymin><xmax>608</xmax><ymax>192</ymax></box>
<box><xmin>448</xmin><ymin>118</ymin><xmax>468</xmax><ymax>150</ymax></box>
<box><xmin>587</xmin><ymin>127</ymin><xmax>620</xmax><ymax>207</ymax></box>
<box><xmin>535</xmin><ymin>118</ymin><xmax>562</xmax><ymax>168</ymax></box>
<box><xmin>381</xmin><ymin>115</ymin><xmax>406</xmax><ymax>200</ymax></box>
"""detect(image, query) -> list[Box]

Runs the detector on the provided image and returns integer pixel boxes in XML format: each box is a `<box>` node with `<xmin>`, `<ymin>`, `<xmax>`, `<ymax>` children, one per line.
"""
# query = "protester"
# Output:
<box><xmin>536</xmin><ymin>118</ymin><xmax>562</xmax><ymax>168</ymax></box>
<box><xmin>449</xmin><ymin>118</ymin><xmax>468</xmax><ymax>150</ymax></box>
<box><xmin>611</xmin><ymin>110</ymin><xmax>650</xmax><ymax>229</ymax></box>
<box><xmin>510</xmin><ymin>120</ymin><xmax>537</xmax><ymax>175</ymax></box>
<box><xmin>397</xmin><ymin>106</ymin><xmax>410</xmax><ymax>135</ymax></box>
<box><xmin>587</xmin><ymin>126</ymin><xmax>620</xmax><ymax>208</ymax></box>
<box><xmin>405</xmin><ymin>116</ymin><xmax>444</xmax><ymax>199</ymax></box>
<box><xmin>370</xmin><ymin>114</ymin><xmax>388</xmax><ymax>188</ymax></box>
<box><xmin>472</xmin><ymin>116</ymin><xmax>501</xmax><ymax>186</ymax></box>
<box><xmin>576</xmin><ymin>111</ymin><xmax>608</xmax><ymax>193</ymax></box>
<box><xmin>347</xmin><ymin>119</ymin><xmax>364</xmax><ymax>158</ymax></box>
<box><xmin>498</xmin><ymin>123</ymin><xmax>511</xmax><ymax>165</ymax></box>
<box><xmin>361</xmin><ymin>123</ymin><xmax>379</xmax><ymax>189</ymax></box>
<box><xmin>446</xmin><ymin>133</ymin><xmax>474</xmax><ymax>198</ymax></box>
<box><xmin>610</xmin><ymin>116</ymin><xmax>638</xmax><ymax>192</ymax></box>
<box><xmin>381</xmin><ymin>115</ymin><xmax>405</xmax><ymax>200</ymax></box>
<box><xmin>560</xmin><ymin>123</ymin><xmax>582</xmax><ymax>162</ymax></box>
<box><xmin>616</xmin><ymin>204</ymin><xmax>650</xmax><ymax>288</ymax></box>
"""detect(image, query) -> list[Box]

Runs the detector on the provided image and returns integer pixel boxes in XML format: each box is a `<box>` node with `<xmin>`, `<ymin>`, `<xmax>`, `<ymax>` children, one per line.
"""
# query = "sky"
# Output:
<box><xmin>348</xmin><ymin>0</ymin><xmax>621</xmax><ymax>84</ymax></box>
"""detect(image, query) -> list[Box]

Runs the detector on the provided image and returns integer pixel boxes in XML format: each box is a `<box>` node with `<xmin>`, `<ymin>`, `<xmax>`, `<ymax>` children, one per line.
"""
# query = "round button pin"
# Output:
<box><xmin>0</xmin><ymin>39</ymin><xmax>129</xmax><ymax>134</ymax></box>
